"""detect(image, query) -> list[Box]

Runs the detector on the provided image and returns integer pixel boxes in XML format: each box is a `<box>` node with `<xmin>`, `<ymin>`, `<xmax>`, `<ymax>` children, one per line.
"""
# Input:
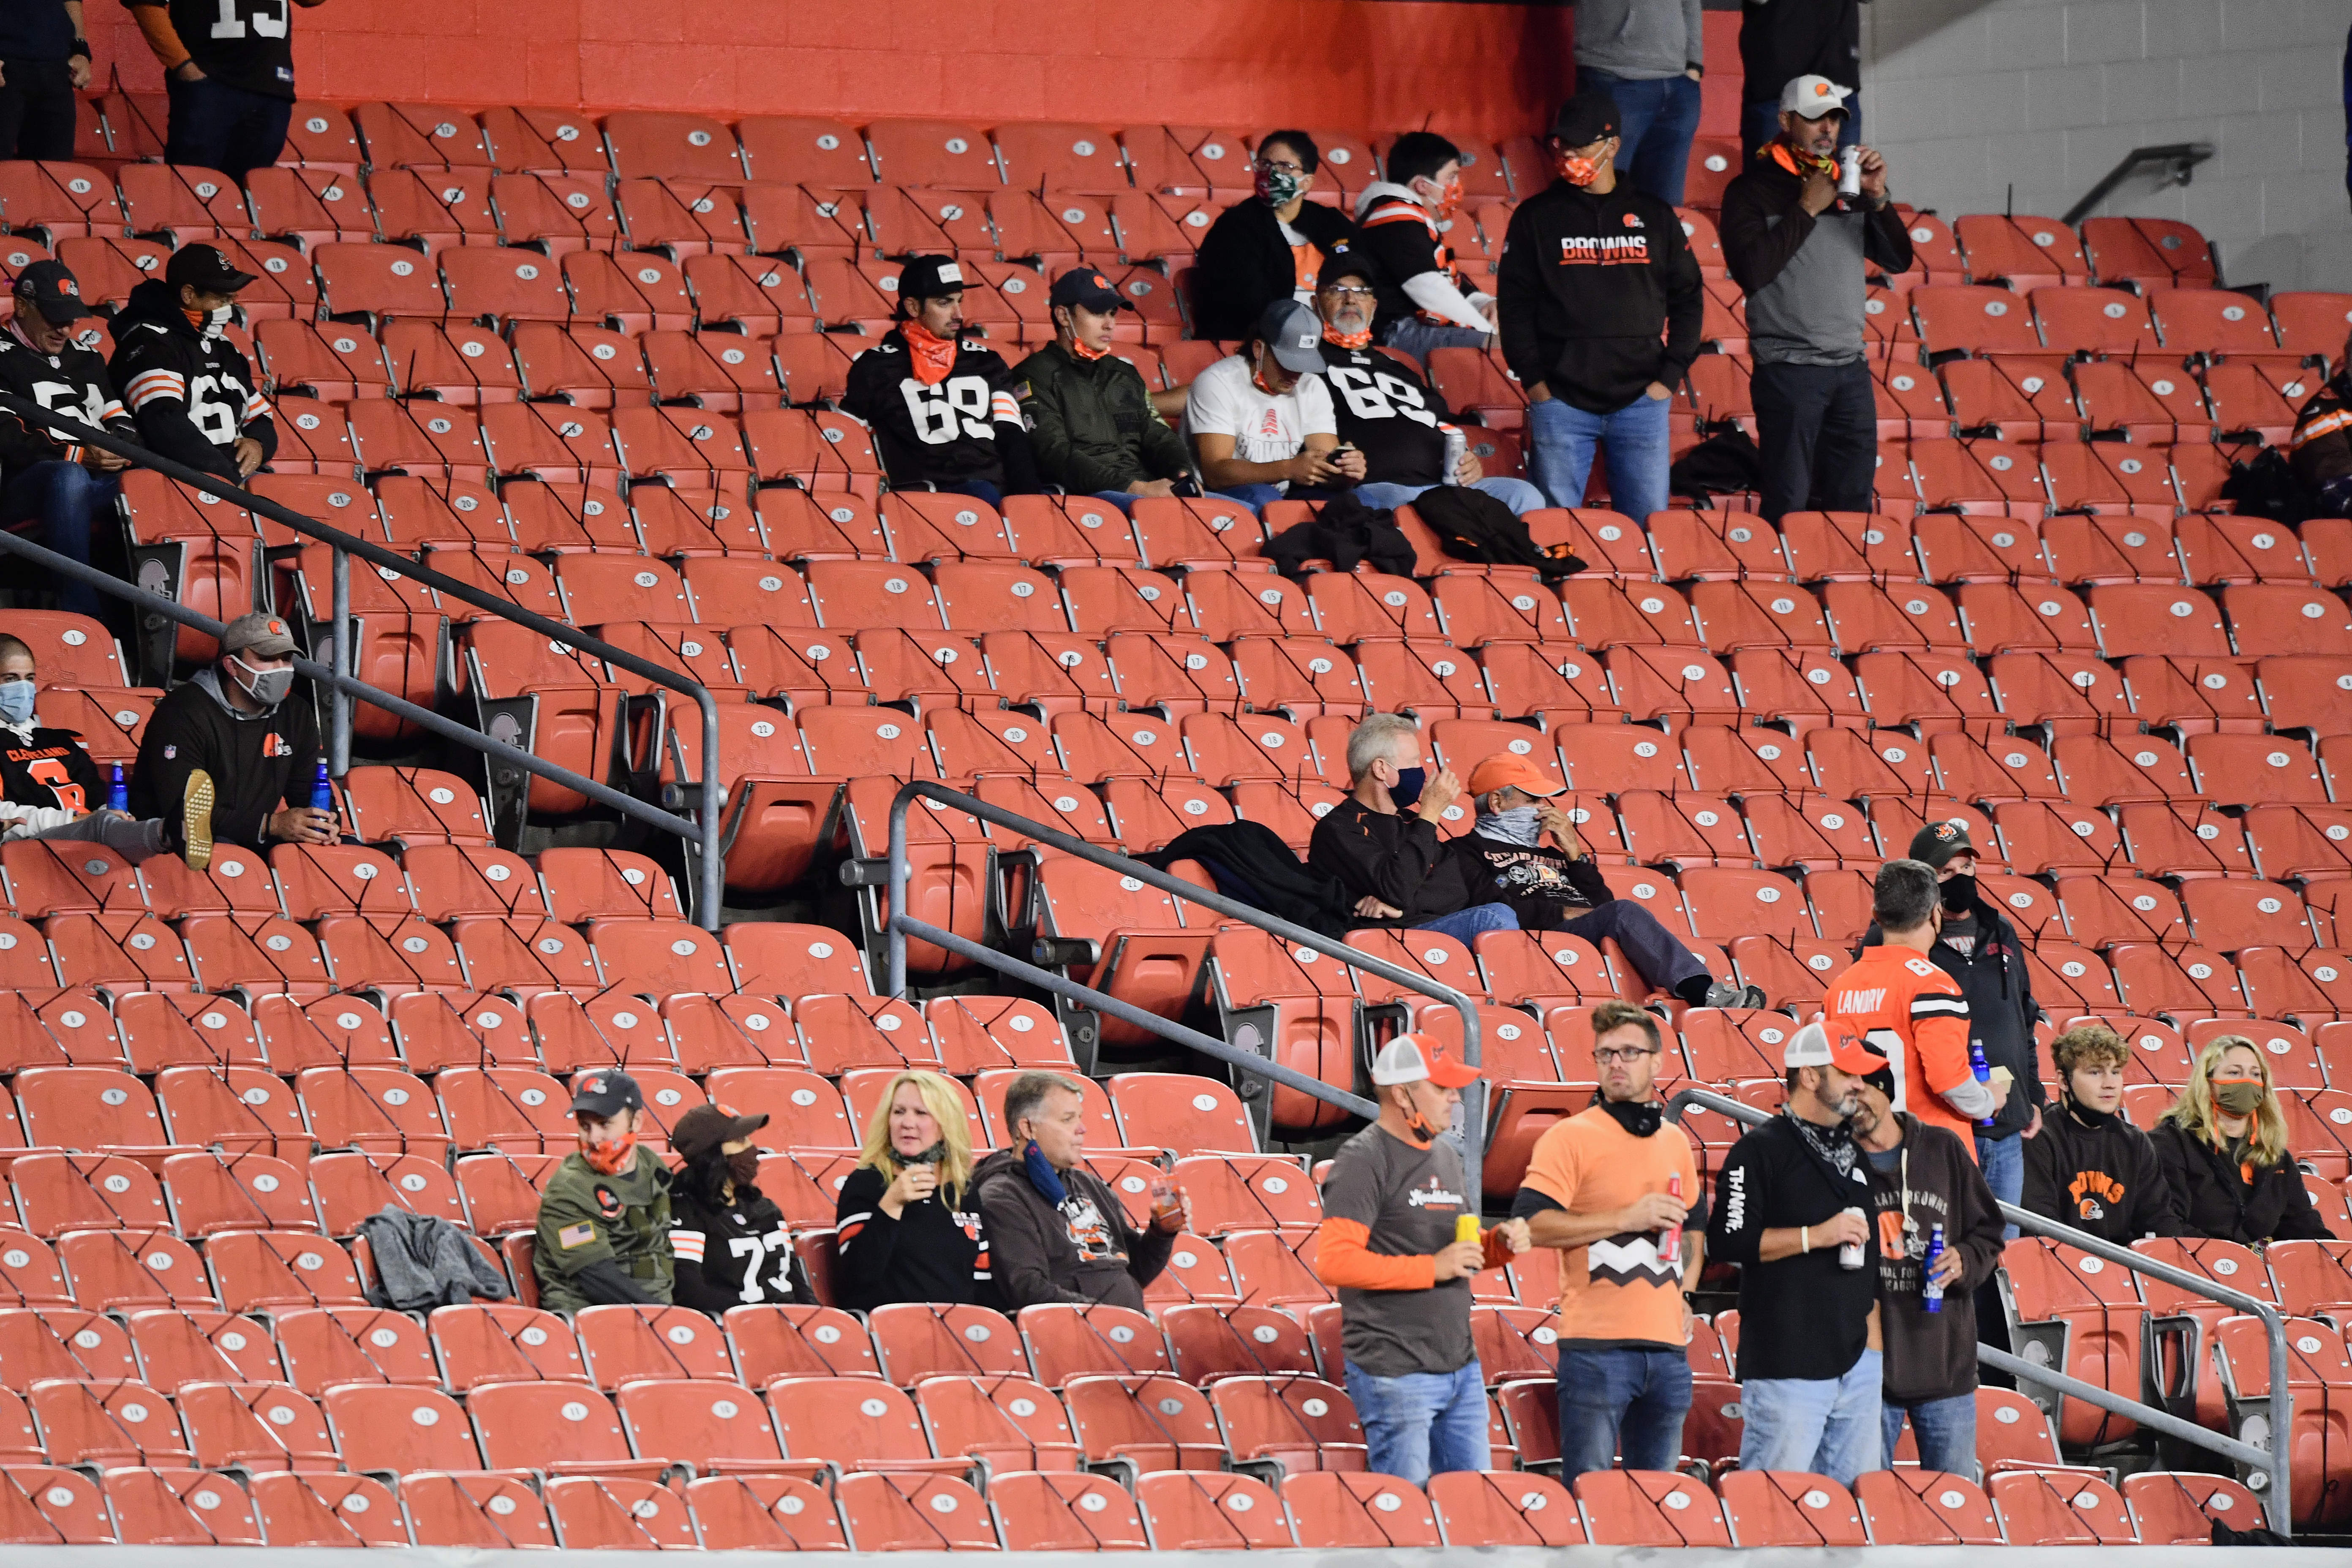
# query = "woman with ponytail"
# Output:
<box><xmin>2152</xmin><ymin>1036</ymin><xmax>2332</xmax><ymax>1245</ymax></box>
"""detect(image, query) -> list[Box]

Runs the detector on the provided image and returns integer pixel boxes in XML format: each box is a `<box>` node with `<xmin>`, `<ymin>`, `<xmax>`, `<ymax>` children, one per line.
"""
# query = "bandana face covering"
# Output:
<box><xmin>1254</xmin><ymin>163</ymin><xmax>1305</xmax><ymax>207</ymax></box>
<box><xmin>583</xmin><ymin>1128</ymin><xmax>637</xmax><ymax>1175</ymax></box>
<box><xmin>1477</xmin><ymin>805</ymin><xmax>1543</xmax><ymax>845</ymax></box>
<box><xmin>1769</xmin><ymin>139</ymin><xmax>1840</xmax><ymax>178</ymax></box>
<box><xmin>899</xmin><ymin>315</ymin><xmax>957</xmax><ymax>386</ymax></box>
<box><xmin>1323</xmin><ymin>322</ymin><xmax>1372</xmax><ymax>350</ymax></box>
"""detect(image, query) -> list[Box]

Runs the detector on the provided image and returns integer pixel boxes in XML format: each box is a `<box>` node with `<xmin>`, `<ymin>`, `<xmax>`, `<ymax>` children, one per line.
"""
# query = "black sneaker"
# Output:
<box><xmin>181</xmin><ymin>769</ymin><xmax>215</xmax><ymax>872</ymax></box>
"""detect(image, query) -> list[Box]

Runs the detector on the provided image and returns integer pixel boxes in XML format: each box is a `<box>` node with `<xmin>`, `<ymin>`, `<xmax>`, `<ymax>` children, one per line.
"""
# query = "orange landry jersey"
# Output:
<box><xmin>1823</xmin><ymin>945</ymin><xmax>1979</xmax><ymax>1153</ymax></box>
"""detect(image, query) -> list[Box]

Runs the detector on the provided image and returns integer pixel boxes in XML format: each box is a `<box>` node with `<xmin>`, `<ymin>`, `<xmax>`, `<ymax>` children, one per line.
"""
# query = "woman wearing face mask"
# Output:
<box><xmin>833</xmin><ymin>1070</ymin><xmax>996</xmax><ymax>1312</ymax></box>
<box><xmin>2152</xmin><ymin>1037</ymin><xmax>2333</xmax><ymax>1245</ymax></box>
<box><xmin>2021</xmin><ymin>1024</ymin><xmax>2182</xmax><ymax>1245</ymax></box>
<box><xmin>1190</xmin><ymin>130</ymin><xmax>1359</xmax><ymax>343</ymax></box>
<box><xmin>665</xmin><ymin>1103</ymin><xmax>810</xmax><ymax>1317</ymax></box>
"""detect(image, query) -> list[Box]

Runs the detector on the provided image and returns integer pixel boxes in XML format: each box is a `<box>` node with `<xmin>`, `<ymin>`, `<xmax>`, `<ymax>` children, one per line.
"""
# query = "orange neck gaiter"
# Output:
<box><xmin>1323</xmin><ymin>324</ymin><xmax>1373</xmax><ymax>350</ymax></box>
<box><xmin>1769</xmin><ymin>140</ymin><xmax>1840</xmax><ymax>179</ymax></box>
<box><xmin>900</xmin><ymin>317</ymin><xmax>957</xmax><ymax>386</ymax></box>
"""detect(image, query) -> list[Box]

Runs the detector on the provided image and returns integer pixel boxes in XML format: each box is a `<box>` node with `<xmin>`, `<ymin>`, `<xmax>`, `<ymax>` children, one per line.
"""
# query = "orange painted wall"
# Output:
<box><xmin>86</xmin><ymin>2</ymin><xmax>1744</xmax><ymax>145</ymax></box>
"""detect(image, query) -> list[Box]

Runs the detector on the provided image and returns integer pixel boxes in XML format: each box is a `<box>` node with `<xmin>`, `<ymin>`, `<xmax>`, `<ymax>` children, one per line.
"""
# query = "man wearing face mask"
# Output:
<box><xmin>1184</xmin><ymin>298</ymin><xmax>1359</xmax><ymax>511</ymax></box>
<box><xmin>1191</xmin><ymin>129</ymin><xmax>1359</xmax><ymax>343</ymax></box>
<box><xmin>534</xmin><ymin>1070</ymin><xmax>676</xmax><ymax>1315</ymax></box>
<box><xmin>841</xmin><ymin>255</ymin><xmax>1035</xmax><ymax>508</ymax></box>
<box><xmin>665</xmin><ymin>1103</ymin><xmax>808</xmax><ymax>1318</ymax></box>
<box><xmin>1013</xmin><ymin>268</ymin><xmax>1193</xmax><ymax>515</ymax></box>
<box><xmin>1859</xmin><ymin>824</ymin><xmax>2042</xmax><ymax>1233</ymax></box>
<box><xmin>1707</xmin><ymin>1018</ymin><xmax>1886</xmax><ymax>1485</ymax></box>
<box><xmin>1452</xmin><ymin>752</ymin><xmax>1762</xmax><ymax>1008</ymax></box>
<box><xmin>0</xmin><ymin>261</ymin><xmax>137</xmax><ymax>624</ymax></box>
<box><xmin>1825</xmin><ymin>858</ymin><xmax>2006</xmax><ymax>1155</ymax></box>
<box><xmin>1308</xmin><ymin>712</ymin><xmax>1521</xmax><ymax>942</ymax></box>
<box><xmin>1315</xmin><ymin>256</ymin><xmax>1549</xmax><ymax>516</ymax></box>
<box><xmin>107</xmin><ymin>243</ymin><xmax>275</xmax><ymax>486</ymax></box>
<box><xmin>127</xmin><ymin>611</ymin><xmax>330</xmax><ymax>871</ymax></box>
<box><xmin>1354</xmin><ymin>131</ymin><xmax>1496</xmax><ymax>366</ymax></box>
<box><xmin>1497</xmin><ymin>92</ymin><xmax>1702</xmax><ymax>523</ymax></box>
<box><xmin>1718</xmin><ymin>76</ymin><xmax>1909</xmax><ymax>525</ymax></box>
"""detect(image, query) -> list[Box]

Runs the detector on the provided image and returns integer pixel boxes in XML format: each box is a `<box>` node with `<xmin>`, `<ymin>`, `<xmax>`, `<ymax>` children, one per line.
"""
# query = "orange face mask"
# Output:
<box><xmin>1323</xmin><ymin>323</ymin><xmax>1372</xmax><ymax>350</ymax></box>
<box><xmin>1065</xmin><ymin>336</ymin><xmax>1109</xmax><ymax>362</ymax></box>
<box><xmin>1432</xmin><ymin>175</ymin><xmax>1464</xmax><ymax>218</ymax></box>
<box><xmin>1769</xmin><ymin>140</ymin><xmax>1840</xmax><ymax>179</ymax></box>
<box><xmin>582</xmin><ymin>1127</ymin><xmax>638</xmax><ymax>1175</ymax></box>
<box><xmin>1556</xmin><ymin>152</ymin><xmax>1602</xmax><ymax>187</ymax></box>
<box><xmin>899</xmin><ymin>314</ymin><xmax>957</xmax><ymax>387</ymax></box>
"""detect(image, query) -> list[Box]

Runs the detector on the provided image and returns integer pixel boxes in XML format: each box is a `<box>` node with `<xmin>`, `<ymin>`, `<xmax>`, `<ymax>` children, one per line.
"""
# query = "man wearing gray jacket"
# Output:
<box><xmin>1573</xmin><ymin>0</ymin><xmax>1706</xmax><ymax>204</ymax></box>
<box><xmin>1717</xmin><ymin>74</ymin><xmax>1911</xmax><ymax>523</ymax></box>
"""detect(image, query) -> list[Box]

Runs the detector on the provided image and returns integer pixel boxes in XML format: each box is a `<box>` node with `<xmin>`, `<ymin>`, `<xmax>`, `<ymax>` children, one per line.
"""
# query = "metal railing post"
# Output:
<box><xmin>328</xmin><ymin>544</ymin><xmax>351</xmax><ymax>780</ymax></box>
<box><xmin>1664</xmin><ymin>1083</ymin><xmax>2295</xmax><ymax>1535</ymax></box>
<box><xmin>698</xmin><ymin>701</ymin><xmax>722</xmax><ymax>929</ymax></box>
<box><xmin>882</xmin><ymin>780</ymin><xmax>1484</xmax><ymax>1196</ymax></box>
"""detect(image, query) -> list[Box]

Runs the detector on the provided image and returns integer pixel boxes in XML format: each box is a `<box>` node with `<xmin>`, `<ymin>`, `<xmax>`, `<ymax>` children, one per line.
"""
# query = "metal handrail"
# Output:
<box><xmin>882</xmin><ymin>780</ymin><xmax>1486</xmax><ymax>1194</ymax></box>
<box><xmin>0</xmin><ymin>531</ymin><xmax>708</xmax><ymax>868</ymax></box>
<box><xmin>2060</xmin><ymin>142</ymin><xmax>2217</xmax><ymax>227</ymax></box>
<box><xmin>1665</xmin><ymin>1084</ymin><xmax>2294</xmax><ymax>1535</ymax></box>
<box><xmin>0</xmin><ymin>387</ymin><xmax>724</xmax><ymax>927</ymax></box>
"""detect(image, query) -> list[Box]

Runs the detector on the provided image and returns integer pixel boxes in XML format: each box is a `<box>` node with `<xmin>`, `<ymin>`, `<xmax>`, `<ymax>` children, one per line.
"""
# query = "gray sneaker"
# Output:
<box><xmin>1702</xmin><ymin>978</ymin><xmax>1768</xmax><ymax>1010</ymax></box>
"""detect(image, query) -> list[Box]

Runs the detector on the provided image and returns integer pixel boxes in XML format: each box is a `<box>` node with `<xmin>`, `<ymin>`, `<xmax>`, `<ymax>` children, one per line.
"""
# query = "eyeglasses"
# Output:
<box><xmin>1319</xmin><ymin>285</ymin><xmax>1375</xmax><ymax>299</ymax></box>
<box><xmin>1255</xmin><ymin>158</ymin><xmax>1305</xmax><ymax>175</ymax></box>
<box><xmin>1593</xmin><ymin>1045</ymin><xmax>1663</xmax><ymax>1065</ymax></box>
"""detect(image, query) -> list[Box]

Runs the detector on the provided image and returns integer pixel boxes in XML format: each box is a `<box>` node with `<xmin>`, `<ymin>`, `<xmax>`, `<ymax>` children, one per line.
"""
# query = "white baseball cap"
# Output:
<box><xmin>1371</xmin><ymin>1034</ymin><xmax>1484</xmax><ymax>1088</ymax></box>
<box><xmin>1781</xmin><ymin>75</ymin><xmax>1855</xmax><ymax>118</ymax></box>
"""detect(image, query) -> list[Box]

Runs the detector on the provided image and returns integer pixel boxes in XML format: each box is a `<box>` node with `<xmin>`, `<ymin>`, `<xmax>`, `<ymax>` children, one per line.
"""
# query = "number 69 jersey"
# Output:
<box><xmin>841</xmin><ymin>328</ymin><xmax>1030</xmax><ymax>493</ymax></box>
<box><xmin>107</xmin><ymin>278</ymin><xmax>276</xmax><ymax>484</ymax></box>
<box><xmin>1320</xmin><ymin>343</ymin><xmax>1459</xmax><ymax>488</ymax></box>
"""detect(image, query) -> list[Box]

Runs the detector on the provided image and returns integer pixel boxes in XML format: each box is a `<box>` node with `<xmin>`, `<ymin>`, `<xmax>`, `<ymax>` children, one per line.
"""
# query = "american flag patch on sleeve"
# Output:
<box><xmin>558</xmin><ymin>1222</ymin><xmax>596</xmax><ymax>1249</ymax></box>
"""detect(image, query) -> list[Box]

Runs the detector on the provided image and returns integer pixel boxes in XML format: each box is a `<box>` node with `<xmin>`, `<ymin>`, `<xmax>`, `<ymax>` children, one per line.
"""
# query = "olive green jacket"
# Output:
<box><xmin>534</xmin><ymin>1145</ymin><xmax>675</xmax><ymax>1315</ymax></box>
<box><xmin>1012</xmin><ymin>340</ymin><xmax>1192</xmax><ymax>495</ymax></box>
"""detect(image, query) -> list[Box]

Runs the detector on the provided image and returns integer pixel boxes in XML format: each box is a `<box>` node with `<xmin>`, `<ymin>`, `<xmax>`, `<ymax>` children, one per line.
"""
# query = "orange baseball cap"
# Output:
<box><xmin>1464</xmin><ymin>752</ymin><xmax>1563</xmax><ymax>799</ymax></box>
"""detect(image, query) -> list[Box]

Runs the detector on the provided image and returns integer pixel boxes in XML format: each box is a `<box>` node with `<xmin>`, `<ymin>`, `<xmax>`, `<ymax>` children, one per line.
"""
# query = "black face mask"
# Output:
<box><xmin>1941</xmin><ymin>873</ymin><xmax>1976</xmax><ymax>915</ymax></box>
<box><xmin>2064</xmin><ymin>1093</ymin><xmax>2116</xmax><ymax>1130</ymax></box>
<box><xmin>724</xmin><ymin>1149</ymin><xmax>762</xmax><ymax>1191</ymax></box>
<box><xmin>902</xmin><ymin>1141</ymin><xmax>947</xmax><ymax>1167</ymax></box>
<box><xmin>1592</xmin><ymin>1092</ymin><xmax>1662</xmax><ymax>1138</ymax></box>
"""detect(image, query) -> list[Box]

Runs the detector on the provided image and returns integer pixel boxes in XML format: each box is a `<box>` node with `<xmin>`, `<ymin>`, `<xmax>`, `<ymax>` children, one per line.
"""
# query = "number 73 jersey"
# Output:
<box><xmin>841</xmin><ymin>330</ymin><xmax>1025</xmax><ymax>491</ymax></box>
<box><xmin>1321</xmin><ymin>343</ymin><xmax>1458</xmax><ymax>488</ymax></box>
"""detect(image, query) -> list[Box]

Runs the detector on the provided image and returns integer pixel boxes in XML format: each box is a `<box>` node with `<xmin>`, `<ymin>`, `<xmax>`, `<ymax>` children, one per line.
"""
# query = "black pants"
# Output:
<box><xmin>0</xmin><ymin>57</ymin><xmax>78</xmax><ymax>162</ymax></box>
<box><xmin>1751</xmin><ymin>357</ymin><xmax>1877</xmax><ymax>523</ymax></box>
<box><xmin>166</xmin><ymin>74</ymin><xmax>294</xmax><ymax>182</ymax></box>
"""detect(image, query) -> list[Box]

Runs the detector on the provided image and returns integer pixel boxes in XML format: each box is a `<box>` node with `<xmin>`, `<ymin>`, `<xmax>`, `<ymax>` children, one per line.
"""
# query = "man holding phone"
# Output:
<box><xmin>1185</xmin><ymin>298</ymin><xmax>1362</xmax><ymax>512</ymax></box>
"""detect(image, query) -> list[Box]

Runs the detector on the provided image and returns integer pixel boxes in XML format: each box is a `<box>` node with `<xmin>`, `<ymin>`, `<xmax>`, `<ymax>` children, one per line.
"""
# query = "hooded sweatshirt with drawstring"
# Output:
<box><xmin>106</xmin><ymin>278</ymin><xmax>276</xmax><ymax>482</ymax></box>
<box><xmin>126</xmin><ymin>665</ymin><xmax>318</xmax><ymax>851</ymax></box>
<box><xmin>1353</xmin><ymin>181</ymin><xmax>1493</xmax><ymax>338</ymax></box>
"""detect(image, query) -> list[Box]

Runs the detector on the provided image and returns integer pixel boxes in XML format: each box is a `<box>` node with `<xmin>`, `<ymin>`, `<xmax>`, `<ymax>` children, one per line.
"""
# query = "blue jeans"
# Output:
<box><xmin>1355</xmin><ymin>478</ymin><xmax>1549</xmax><ymax>517</ymax></box>
<box><xmin>1742</xmin><ymin>100</ymin><xmax>1862</xmax><ymax>167</ymax></box>
<box><xmin>1556</xmin><ymin>1344</ymin><xmax>1693</xmax><ymax>1480</ymax></box>
<box><xmin>1411</xmin><ymin>902</ymin><xmax>1519</xmax><ymax>943</ymax></box>
<box><xmin>1976</xmin><ymin>1131</ymin><xmax>2023</xmax><ymax>1241</ymax></box>
<box><xmin>1740</xmin><ymin>1348</ymin><xmax>1884</xmax><ymax>1486</ymax></box>
<box><xmin>939</xmin><ymin>479</ymin><xmax>1004</xmax><ymax>509</ymax></box>
<box><xmin>2</xmin><ymin>460</ymin><xmax>117</xmax><ymax>620</ymax></box>
<box><xmin>166</xmin><ymin>74</ymin><xmax>295</xmax><ymax>182</ymax></box>
<box><xmin>1211</xmin><ymin>483</ymin><xmax>1282</xmax><ymax>514</ymax></box>
<box><xmin>1558</xmin><ymin>899</ymin><xmax>1709</xmax><ymax>996</ymax></box>
<box><xmin>1382</xmin><ymin>315</ymin><xmax>1493</xmax><ymax>368</ymax></box>
<box><xmin>1526</xmin><ymin>392</ymin><xmax>1671</xmax><ymax>523</ymax></box>
<box><xmin>1578</xmin><ymin>68</ymin><xmax>1705</xmax><ymax>206</ymax></box>
<box><xmin>1343</xmin><ymin>1360</ymin><xmax>1489</xmax><ymax>1485</ymax></box>
<box><xmin>1882</xmin><ymin>1392</ymin><xmax>1979</xmax><ymax>1483</ymax></box>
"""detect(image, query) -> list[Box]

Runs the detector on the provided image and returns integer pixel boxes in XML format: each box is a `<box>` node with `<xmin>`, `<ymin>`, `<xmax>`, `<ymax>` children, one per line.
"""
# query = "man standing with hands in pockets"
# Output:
<box><xmin>1513</xmin><ymin>1000</ymin><xmax>1706</xmax><ymax>1479</ymax></box>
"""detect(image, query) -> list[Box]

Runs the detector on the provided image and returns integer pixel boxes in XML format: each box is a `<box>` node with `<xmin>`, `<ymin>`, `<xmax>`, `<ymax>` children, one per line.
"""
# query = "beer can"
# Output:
<box><xmin>1659</xmin><ymin>1172</ymin><xmax>1682</xmax><ymax>1265</ymax></box>
<box><xmin>1455</xmin><ymin>1214</ymin><xmax>1481</xmax><ymax>1245</ymax></box>
<box><xmin>1838</xmin><ymin>146</ymin><xmax>1862</xmax><ymax>198</ymax></box>
<box><xmin>1837</xmin><ymin>1206</ymin><xmax>1867</xmax><ymax>1270</ymax></box>
<box><xmin>1440</xmin><ymin>424</ymin><xmax>1467</xmax><ymax>485</ymax></box>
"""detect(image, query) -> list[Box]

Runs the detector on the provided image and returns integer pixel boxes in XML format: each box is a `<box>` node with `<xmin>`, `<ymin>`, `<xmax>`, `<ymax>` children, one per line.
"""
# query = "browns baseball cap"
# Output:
<box><xmin>1048</xmin><ymin>267</ymin><xmax>1124</xmax><ymax>313</ymax></box>
<box><xmin>1784</xmin><ymin>1017</ymin><xmax>1887</xmax><ymax>1074</ymax></box>
<box><xmin>1320</xmin><ymin>248</ymin><xmax>1376</xmax><ymax>290</ymax></box>
<box><xmin>13</xmin><ymin>260</ymin><xmax>92</xmax><ymax>325</ymax></box>
<box><xmin>1465</xmin><ymin>753</ymin><xmax>1564</xmax><ymax>799</ymax></box>
<box><xmin>219</xmin><ymin>612</ymin><xmax>298</xmax><ymax>659</ymax></box>
<box><xmin>1371</xmin><ymin>1033</ymin><xmax>1484</xmax><ymax>1088</ymax></box>
<box><xmin>1551</xmin><ymin>91</ymin><xmax>1621</xmax><ymax>148</ymax></box>
<box><xmin>1781</xmin><ymin>75</ymin><xmax>1855</xmax><ymax>119</ymax></box>
<box><xmin>570</xmin><ymin>1069</ymin><xmax>644</xmax><ymax>1119</ymax></box>
<box><xmin>670</xmin><ymin>1102</ymin><xmax>769</xmax><ymax>1161</ymax></box>
<box><xmin>1907</xmin><ymin>819</ymin><xmax>1978</xmax><ymax>869</ymax></box>
<box><xmin>165</xmin><ymin>243</ymin><xmax>257</xmax><ymax>294</ymax></box>
<box><xmin>896</xmin><ymin>255</ymin><xmax>969</xmax><ymax>302</ymax></box>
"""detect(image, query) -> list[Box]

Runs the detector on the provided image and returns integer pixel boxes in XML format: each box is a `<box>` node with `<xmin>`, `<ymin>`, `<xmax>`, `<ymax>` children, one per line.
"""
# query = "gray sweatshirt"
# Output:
<box><xmin>1574</xmin><ymin>0</ymin><xmax>1704</xmax><ymax>80</ymax></box>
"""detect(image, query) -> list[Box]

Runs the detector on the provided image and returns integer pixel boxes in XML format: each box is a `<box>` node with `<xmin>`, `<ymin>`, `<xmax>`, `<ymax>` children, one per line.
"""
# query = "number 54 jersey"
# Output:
<box><xmin>0</xmin><ymin>327</ymin><xmax>136</xmax><ymax>474</ymax></box>
<box><xmin>842</xmin><ymin>328</ymin><xmax>1032</xmax><ymax>493</ymax></box>
<box><xmin>1320</xmin><ymin>343</ymin><xmax>1458</xmax><ymax>488</ymax></box>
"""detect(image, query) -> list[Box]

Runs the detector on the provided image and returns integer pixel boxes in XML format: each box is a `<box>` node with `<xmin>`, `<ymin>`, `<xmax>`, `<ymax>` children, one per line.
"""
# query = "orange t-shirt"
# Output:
<box><xmin>1519</xmin><ymin>1105</ymin><xmax>1701</xmax><ymax>1348</ymax></box>
<box><xmin>1824</xmin><ymin>945</ymin><xmax>1979</xmax><ymax>1154</ymax></box>
<box><xmin>1290</xmin><ymin>239</ymin><xmax>1326</xmax><ymax>295</ymax></box>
